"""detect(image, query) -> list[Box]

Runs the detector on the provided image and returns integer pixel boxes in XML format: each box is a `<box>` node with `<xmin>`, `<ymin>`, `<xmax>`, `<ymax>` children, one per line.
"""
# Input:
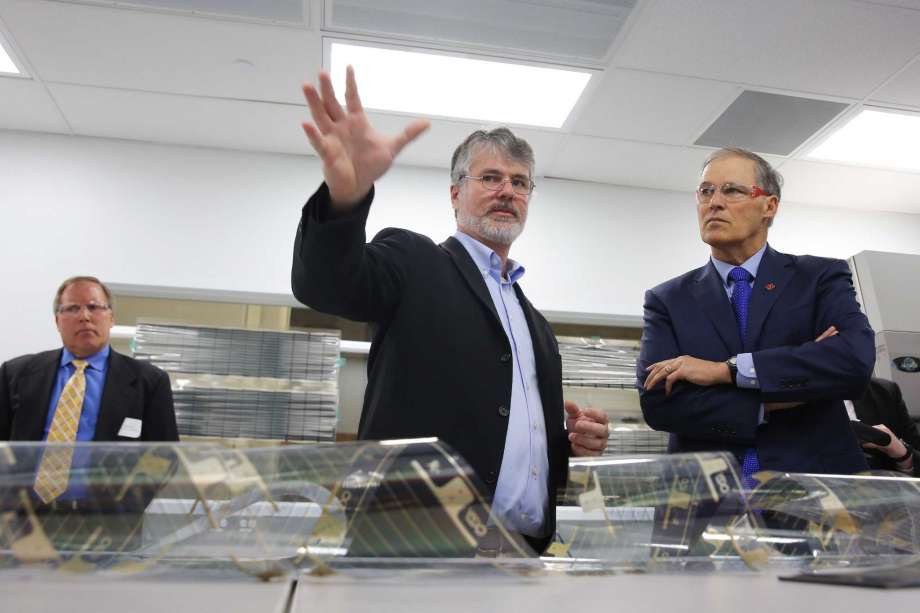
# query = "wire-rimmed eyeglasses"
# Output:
<box><xmin>460</xmin><ymin>174</ymin><xmax>535</xmax><ymax>196</ymax></box>
<box><xmin>57</xmin><ymin>303</ymin><xmax>112</xmax><ymax>317</ymax></box>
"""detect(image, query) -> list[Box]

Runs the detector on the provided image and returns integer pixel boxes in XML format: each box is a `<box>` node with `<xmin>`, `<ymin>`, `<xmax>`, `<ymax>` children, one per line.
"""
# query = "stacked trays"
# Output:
<box><xmin>558</xmin><ymin>336</ymin><xmax>639</xmax><ymax>389</ymax></box>
<box><xmin>558</xmin><ymin>336</ymin><xmax>668</xmax><ymax>455</ymax></box>
<box><xmin>133</xmin><ymin>322</ymin><xmax>339</xmax><ymax>442</ymax></box>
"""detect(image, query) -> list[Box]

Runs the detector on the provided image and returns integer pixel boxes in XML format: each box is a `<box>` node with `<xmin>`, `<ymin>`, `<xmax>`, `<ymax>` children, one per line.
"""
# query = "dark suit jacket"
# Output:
<box><xmin>853</xmin><ymin>377</ymin><xmax>920</xmax><ymax>475</ymax></box>
<box><xmin>637</xmin><ymin>244</ymin><xmax>874</xmax><ymax>474</ymax></box>
<box><xmin>291</xmin><ymin>184</ymin><xmax>569</xmax><ymax>549</ymax></box>
<box><xmin>0</xmin><ymin>347</ymin><xmax>179</xmax><ymax>442</ymax></box>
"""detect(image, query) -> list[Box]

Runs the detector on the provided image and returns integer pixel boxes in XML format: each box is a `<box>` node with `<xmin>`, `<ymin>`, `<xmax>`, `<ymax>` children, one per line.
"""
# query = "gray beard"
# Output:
<box><xmin>456</xmin><ymin>208</ymin><xmax>525</xmax><ymax>246</ymax></box>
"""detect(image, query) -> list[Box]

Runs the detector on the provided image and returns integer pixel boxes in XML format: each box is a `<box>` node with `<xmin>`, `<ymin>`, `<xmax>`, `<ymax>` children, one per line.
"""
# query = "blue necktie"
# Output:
<box><xmin>729</xmin><ymin>267</ymin><xmax>760</xmax><ymax>489</ymax></box>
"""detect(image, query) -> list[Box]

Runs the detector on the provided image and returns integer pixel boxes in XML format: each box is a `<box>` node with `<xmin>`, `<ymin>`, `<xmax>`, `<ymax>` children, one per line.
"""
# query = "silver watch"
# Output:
<box><xmin>725</xmin><ymin>356</ymin><xmax>738</xmax><ymax>384</ymax></box>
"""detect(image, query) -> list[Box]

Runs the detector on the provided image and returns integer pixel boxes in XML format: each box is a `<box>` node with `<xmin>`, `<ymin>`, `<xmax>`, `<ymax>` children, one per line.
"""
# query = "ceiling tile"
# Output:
<box><xmin>325</xmin><ymin>0</ymin><xmax>636</xmax><ymax>63</ymax></box>
<box><xmin>870</xmin><ymin>58</ymin><xmax>920</xmax><ymax>107</ymax></box>
<box><xmin>48</xmin><ymin>84</ymin><xmax>310</xmax><ymax>154</ymax></box>
<box><xmin>0</xmin><ymin>76</ymin><xmax>70</xmax><ymax>133</ymax></box>
<box><xmin>548</xmin><ymin>135</ymin><xmax>707</xmax><ymax>193</ymax></box>
<box><xmin>857</xmin><ymin>0</ymin><xmax>920</xmax><ymax>9</ymax></box>
<box><xmin>50</xmin><ymin>0</ymin><xmax>310</xmax><ymax>24</ymax></box>
<box><xmin>778</xmin><ymin>158</ymin><xmax>920</xmax><ymax>214</ymax></box>
<box><xmin>615</xmin><ymin>0</ymin><xmax>920</xmax><ymax>99</ymax></box>
<box><xmin>1</xmin><ymin>0</ymin><xmax>319</xmax><ymax>104</ymax></box>
<box><xmin>572</xmin><ymin>68</ymin><xmax>739</xmax><ymax>145</ymax></box>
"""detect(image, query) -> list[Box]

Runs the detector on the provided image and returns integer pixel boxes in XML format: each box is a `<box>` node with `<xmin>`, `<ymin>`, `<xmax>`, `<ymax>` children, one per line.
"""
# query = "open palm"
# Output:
<box><xmin>301</xmin><ymin>66</ymin><xmax>429</xmax><ymax>206</ymax></box>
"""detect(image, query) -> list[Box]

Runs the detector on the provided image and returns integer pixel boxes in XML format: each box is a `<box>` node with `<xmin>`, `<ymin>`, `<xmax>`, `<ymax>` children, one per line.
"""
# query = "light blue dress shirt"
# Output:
<box><xmin>710</xmin><ymin>244</ymin><xmax>766</xmax><ymax>389</ymax></box>
<box><xmin>44</xmin><ymin>345</ymin><xmax>111</xmax><ymax>441</ymax></box>
<box><xmin>453</xmin><ymin>231</ymin><xmax>549</xmax><ymax>536</ymax></box>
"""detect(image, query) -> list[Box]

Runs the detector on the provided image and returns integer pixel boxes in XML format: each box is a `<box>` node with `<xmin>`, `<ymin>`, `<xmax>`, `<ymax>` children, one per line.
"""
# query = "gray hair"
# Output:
<box><xmin>702</xmin><ymin>147</ymin><xmax>783</xmax><ymax>202</ymax></box>
<box><xmin>53</xmin><ymin>276</ymin><xmax>113</xmax><ymax>314</ymax></box>
<box><xmin>450</xmin><ymin>128</ymin><xmax>534</xmax><ymax>185</ymax></box>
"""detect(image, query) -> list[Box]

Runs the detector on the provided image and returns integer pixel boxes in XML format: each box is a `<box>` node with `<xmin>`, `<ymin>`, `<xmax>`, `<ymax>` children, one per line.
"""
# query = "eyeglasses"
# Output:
<box><xmin>696</xmin><ymin>182</ymin><xmax>770</xmax><ymax>203</ymax></box>
<box><xmin>460</xmin><ymin>174</ymin><xmax>535</xmax><ymax>196</ymax></box>
<box><xmin>57</xmin><ymin>303</ymin><xmax>111</xmax><ymax>317</ymax></box>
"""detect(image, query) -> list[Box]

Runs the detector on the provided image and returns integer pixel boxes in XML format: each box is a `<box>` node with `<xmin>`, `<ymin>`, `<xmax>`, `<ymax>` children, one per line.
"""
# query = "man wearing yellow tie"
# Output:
<box><xmin>0</xmin><ymin>276</ymin><xmax>179</xmax><ymax>502</ymax></box>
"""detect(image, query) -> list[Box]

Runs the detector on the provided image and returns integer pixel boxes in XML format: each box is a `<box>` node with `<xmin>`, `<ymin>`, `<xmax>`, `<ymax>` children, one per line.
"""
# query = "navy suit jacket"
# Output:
<box><xmin>637</xmin><ymin>245</ymin><xmax>874</xmax><ymax>474</ymax></box>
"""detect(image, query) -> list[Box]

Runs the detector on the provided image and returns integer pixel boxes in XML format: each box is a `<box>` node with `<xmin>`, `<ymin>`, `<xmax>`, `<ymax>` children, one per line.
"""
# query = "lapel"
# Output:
<box><xmin>690</xmin><ymin>262</ymin><xmax>743</xmax><ymax>355</ymax></box>
<box><xmin>93</xmin><ymin>350</ymin><xmax>137</xmax><ymax>441</ymax></box>
<box><xmin>745</xmin><ymin>245</ymin><xmax>796</xmax><ymax>351</ymax></box>
<box><xmin>15</xmin><ymin>350</ymin><xmax>61</xmax><ymax>439</ymax></box>
<box><xmin>515</xmin><ymin>286</ymin><xmax>552</xmax><ymax>385</ymax></box>
<box><xmin>441</xmin><ymin>236</ymin><xmax>504</xmax><ymax>334</ymax></box>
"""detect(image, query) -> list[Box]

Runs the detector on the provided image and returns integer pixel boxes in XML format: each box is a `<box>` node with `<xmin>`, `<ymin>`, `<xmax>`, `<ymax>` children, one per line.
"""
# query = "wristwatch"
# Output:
<box><xmin>725</xmin><ymin>356</ymin><xmax>738</xmax><ymax>384</ymax></box>
<box><xmin>894</xmin><ymin>441</ymin><xmax>913</xmax><ymax>463</ymax></box>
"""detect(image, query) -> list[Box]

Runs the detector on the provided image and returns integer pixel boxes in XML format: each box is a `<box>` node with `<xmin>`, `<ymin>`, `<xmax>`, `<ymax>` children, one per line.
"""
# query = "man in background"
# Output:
<box><xmin>0</xmin><ymin>276</ymin><xmax>178</xmax><ymax>449</ymax></box>
<box><xmin>850</xmin><ymin>377</ymin><xmax>920</xmax><ymax>475</ymax></box>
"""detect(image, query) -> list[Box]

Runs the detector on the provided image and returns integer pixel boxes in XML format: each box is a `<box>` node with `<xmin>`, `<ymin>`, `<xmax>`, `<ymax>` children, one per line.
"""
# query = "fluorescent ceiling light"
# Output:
<box><xmin>0</xmin><ymin>35</ymin><xmax>20</xmax><ymax>75</ymax></box>
<box><xmin>806</xmin><ymin>108</ymin><xmax>920</xmax><ymax>172</ymax></box>
<box><xmin>329</xmin><ymin>42</ymin><xmax>592</xmax><ymax>129</ymax></box>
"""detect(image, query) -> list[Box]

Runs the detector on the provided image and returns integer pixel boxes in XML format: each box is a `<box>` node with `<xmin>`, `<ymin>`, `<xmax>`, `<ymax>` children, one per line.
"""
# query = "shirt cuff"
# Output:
<box><xmin>735</xmin><ymin>353</ymin><xmax>759</xmax><ymax>388</ymax></box>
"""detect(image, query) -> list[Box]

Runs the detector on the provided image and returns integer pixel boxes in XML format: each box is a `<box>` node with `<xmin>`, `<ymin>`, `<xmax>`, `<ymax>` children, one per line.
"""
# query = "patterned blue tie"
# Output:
<box><xmin>729</xmin><ymin>266</ymin><xmax>760</xmax><ymax>490</ymax></box>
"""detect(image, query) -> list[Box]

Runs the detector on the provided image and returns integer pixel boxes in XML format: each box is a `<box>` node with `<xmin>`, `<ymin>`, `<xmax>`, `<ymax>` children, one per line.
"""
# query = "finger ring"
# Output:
<box><xmin>665</xmin><ymin>365</ymin><xmax>672</xmax><ymax>373</ymax></box>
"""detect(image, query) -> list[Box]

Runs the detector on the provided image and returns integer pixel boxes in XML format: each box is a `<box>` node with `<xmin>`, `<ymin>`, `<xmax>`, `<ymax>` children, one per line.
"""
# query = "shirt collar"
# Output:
<box><xmin>710</xmin><ymin>242</ymin><xmax>767</xmax><ymax>288</ymax></box>
<box><xmin>453</xmin><ymin>231</ymin><xmax>525</xmax><ymax>284</ymax></box>
<box><xmin>61</xmin><ymin>344</ymin><xmax>111</xmax><ymax>372</ymax></box>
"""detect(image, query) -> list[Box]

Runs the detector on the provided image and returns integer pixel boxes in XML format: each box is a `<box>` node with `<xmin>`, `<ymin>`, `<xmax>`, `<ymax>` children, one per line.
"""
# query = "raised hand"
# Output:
<box><xmin>301</xmin><ymin>66</ymin><xmax>430</xmax><ymax>208</ymax></box>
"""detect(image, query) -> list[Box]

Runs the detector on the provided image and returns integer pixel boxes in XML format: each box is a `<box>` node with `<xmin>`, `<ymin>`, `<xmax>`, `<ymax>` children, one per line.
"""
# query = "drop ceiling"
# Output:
<box><xmin>2</xmin><ymin>0</ymin><xmax>920</xmax><ymax>213</ymax></box>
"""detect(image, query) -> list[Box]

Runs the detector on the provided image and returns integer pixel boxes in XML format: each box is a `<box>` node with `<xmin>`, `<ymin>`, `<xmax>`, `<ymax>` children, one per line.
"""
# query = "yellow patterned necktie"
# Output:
<box><xmin>34</xmin><ymin>359</ymin><xmax>89</xmax><ymax>503</ymax></box>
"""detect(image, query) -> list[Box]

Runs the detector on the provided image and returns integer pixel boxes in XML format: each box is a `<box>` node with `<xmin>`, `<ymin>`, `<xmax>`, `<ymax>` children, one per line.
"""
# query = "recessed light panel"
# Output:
<box><xmin>807</xmin><ymin>108</ymin><xmax>920</xmax><ymax>172</ymax></box>
<box><xmin>328</xmin><ymin>42</ymin><xmax>592</xmax><ymax>129</ymax></box>
<box><xmin>0</xmin><ymin>35</ymin><xmax>20</xmax><ymax>75</ymax></box>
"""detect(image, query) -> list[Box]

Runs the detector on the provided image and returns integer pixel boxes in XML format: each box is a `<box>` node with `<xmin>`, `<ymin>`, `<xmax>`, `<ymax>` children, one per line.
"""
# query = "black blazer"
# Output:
<box><xmin>853</xmin><ymin>378</ymin><xmax>920</xmax><ymax>475</ymax></box>
<box><xmin>0</xmin><ymin>348</ymin><xmax>179</xmax><ymax>442</ymax></box>
<box><xmin>292</xmin><ymin>184</ymin><xmax>569</xmax><ymax>548</ymax></box>
<box><xmin>638</xmin><ymin>245</ymin><xmax>874</xmax><ymax>474</ymax></box>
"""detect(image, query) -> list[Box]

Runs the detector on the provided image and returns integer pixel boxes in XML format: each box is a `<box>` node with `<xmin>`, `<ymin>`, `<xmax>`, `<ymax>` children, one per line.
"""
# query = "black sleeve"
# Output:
<box><xmin>291</xmin><ymin>183</ymin><xmax>415</xmax><ymax>323</ymax></box>
<box><xmin>888</xmin><ymin>380</ymin><xmax>920</xmax><ymax>451</ymax></box>
<box><xmin>753</xmin><ymin>260</ymin><xmax>875</xmax><ymax>402</ymax></box>
<box><xmin>637</xmin><ymin>289</ymin><xmax>761</xmax><ymax>445</ymax></box>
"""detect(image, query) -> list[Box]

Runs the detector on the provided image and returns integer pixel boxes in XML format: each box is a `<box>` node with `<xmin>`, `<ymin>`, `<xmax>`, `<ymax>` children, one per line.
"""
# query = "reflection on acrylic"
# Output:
<box><xmin>1</xmin><ymin>442</ymin><xmax>918</xmax><ymax>580</ymax></box>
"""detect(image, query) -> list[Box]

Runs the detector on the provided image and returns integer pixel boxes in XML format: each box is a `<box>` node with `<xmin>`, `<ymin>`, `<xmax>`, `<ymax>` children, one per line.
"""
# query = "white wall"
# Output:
<box><xmin>3</xmin><ymin>130</ymin><xmax>920</xmax><ymax>362</ymax></box>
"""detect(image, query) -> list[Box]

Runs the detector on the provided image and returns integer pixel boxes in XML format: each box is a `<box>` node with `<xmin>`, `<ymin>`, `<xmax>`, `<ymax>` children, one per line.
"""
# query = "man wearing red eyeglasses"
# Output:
<box><xmin>636</xmin><ymin>147</ymin><xmax>873</xmax><ymax>480</ymax></box>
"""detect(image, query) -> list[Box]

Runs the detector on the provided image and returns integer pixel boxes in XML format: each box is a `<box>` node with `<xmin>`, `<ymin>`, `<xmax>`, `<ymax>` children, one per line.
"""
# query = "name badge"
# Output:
<box><xmin>118</xmin><ymin>417</ymin><xmax>142</xmax><ymax>439</ymax></box>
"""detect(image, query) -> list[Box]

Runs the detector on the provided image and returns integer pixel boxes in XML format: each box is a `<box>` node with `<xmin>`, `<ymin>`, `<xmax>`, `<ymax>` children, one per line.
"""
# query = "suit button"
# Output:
<box><xmin>500</xmin><ymin>353</ymin><xmax>511</xmax><ymax>363</ymax></box>
<box><xmin>498</xmin><ymin>405</ymin><xmax>510</xmax><ymax>417</ymax></box>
